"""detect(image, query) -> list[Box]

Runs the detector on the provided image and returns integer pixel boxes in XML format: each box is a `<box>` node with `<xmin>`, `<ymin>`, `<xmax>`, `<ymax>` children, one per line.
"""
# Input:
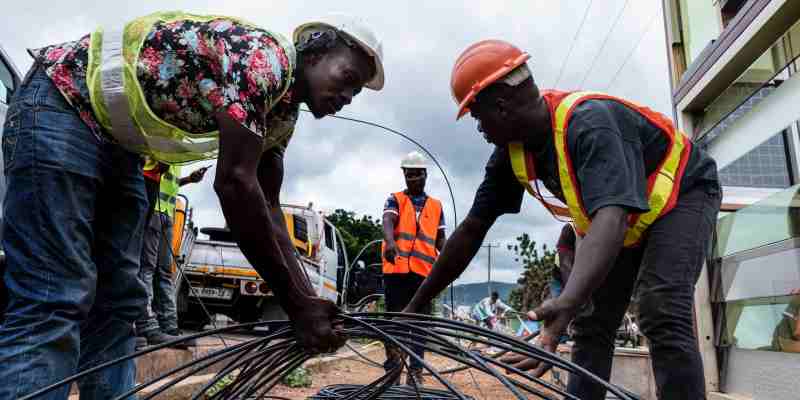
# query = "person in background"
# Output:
<box><xmin>471</xmin><ymin>291</ymin><xmax>512</xmax><ymax>330</ymax></box>
<box><xmin>772</xmin><ymin>288</ymin><xmax>800</xmax><ymax>353</ymax></box>
<box><xmin>136</xmin><ymin>162</ymin><xmax>207</xmax><ymax>349</ymax></box>
<box><xmin>381</xmin><ymin>151</ymin><xmax>446</xmax><ymax>386</ymax></box>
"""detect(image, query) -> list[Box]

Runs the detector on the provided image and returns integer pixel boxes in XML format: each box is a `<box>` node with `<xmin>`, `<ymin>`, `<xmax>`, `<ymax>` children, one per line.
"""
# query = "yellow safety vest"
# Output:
<box><xmin>509</xmin><ymin>90</ymin><xmax>692</xmax><ymax>247</ymax></box>
<box><xmin>157</xmin><ymin>165</ymin><xmax>181</xmax><ymax>218</ymax></box>
<box><xmin>85</xmin><ymin>11</ymin><xmax>296</xmax><ymax>164</ymax></box>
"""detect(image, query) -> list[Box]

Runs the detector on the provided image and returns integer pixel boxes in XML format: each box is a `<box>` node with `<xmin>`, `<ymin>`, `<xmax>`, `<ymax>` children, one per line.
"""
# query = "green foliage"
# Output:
<box><xmin>203</xmin><ymin>373</ymin><xmax>235</xmax><ymax>398</ymax></box>
<box><xmin>376</xmin><ymin>295</ymin><xmax>386</xmax><ymax>312</ymax></box>
<box><xmin>326</xmin><ymin>209</ymin><xmax>384</xmax><ymax>266</ymax></box>
<box><xmin>282</xmin><ymin>366</ymin><xmax>313</xmax><ymax>388</ymax></box>
<box><xmin>507</xmin><ymin>233</ymin><xmax>557</xmax><ymax>312</ymax></box>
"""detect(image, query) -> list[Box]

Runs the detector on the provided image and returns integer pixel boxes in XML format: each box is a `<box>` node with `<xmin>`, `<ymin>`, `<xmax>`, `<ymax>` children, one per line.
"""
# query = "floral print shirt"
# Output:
<box><xmin>29</xmin><ymin>18</ymin><xmax>299</xmax><ymax>153</ymax></box>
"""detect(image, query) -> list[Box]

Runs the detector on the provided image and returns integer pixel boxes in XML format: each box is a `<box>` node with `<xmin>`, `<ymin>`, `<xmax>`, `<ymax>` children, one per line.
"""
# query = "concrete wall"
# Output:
<box><xmin>557</xmin><ymin>347</ymin><xmax>657</xmax><ymax>400</ymax></box>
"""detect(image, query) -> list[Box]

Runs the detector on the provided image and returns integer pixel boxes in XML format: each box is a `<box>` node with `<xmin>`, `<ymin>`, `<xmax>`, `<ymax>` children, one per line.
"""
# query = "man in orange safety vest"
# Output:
<box><xmin>382</xmin><ymin>151</ymin><xmax>446</xmax><ymax>385</ymax></box>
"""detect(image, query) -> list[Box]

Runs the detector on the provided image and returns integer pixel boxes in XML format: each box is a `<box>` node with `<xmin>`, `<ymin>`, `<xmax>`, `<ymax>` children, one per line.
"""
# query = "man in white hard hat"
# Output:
<box><xmin>381</xmin><ymin>151</ymin><xmax>446</xmax><ymax>385</ymax></box>
<box><xmin>0</xmin><ymin>11</ymin><xmax>384</xmax><ymax>399</ymax></box>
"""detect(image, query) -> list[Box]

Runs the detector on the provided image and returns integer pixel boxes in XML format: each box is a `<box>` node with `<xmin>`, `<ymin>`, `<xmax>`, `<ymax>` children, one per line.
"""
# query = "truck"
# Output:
<box><xmin>171</xmin><ymin>197</ymin><xmax>350</xmax><ymax>330</ymax></box>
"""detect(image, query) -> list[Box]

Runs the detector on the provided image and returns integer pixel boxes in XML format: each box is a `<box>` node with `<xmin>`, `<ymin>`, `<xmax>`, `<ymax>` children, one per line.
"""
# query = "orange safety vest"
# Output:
<box><xmin>508</xmin><ymin>90</ymin><xmax>692</xmax><ymax>247</ymax></box>
<box><xmin>382</xmin><ymin>192</ymin><xmax>442</xmax><ymax>277</ymax></box>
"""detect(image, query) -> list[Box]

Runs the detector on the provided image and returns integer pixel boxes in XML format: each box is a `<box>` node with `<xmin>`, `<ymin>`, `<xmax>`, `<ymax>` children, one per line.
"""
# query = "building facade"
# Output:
<box><xmin>662</xmin><ymin>1</ymin><xmax>800</xmax><ymax>399</ymax></box>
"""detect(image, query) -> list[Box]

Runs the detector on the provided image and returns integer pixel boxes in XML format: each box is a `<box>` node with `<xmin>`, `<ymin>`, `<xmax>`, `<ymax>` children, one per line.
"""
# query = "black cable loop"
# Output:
<box><xmin>31</xmin><ymin>313</ymin><xmax>644</xmax><ymax>400</ymax></box>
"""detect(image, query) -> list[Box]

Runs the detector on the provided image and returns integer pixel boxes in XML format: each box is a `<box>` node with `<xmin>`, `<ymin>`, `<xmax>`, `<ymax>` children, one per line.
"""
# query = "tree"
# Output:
<box><xmin>507</xmin><ymin>233</ymin><xmax>556</xmax><ymax>312</ymax></box>
<box><xmin>325</xmin><ymin>209</ymin><xmax>384</xmax><ymax>267</ymax></box>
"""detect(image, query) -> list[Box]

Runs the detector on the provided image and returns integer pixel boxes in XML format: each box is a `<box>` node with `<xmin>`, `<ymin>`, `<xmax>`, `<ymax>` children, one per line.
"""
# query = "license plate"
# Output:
<box><xmin>190</xmin><ymin>286</ymin><xmax>233</xmax><ymax>300</ymax></box>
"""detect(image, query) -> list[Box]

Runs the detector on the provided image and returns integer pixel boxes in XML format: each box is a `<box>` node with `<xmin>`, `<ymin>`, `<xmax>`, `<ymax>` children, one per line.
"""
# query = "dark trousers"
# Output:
<box><xmin>136</xmin><ymin>212</ymin><xmax>178</xmax><ymax>335</ymax></box>
<box><xmin>567</xmin><ymin>184</ymin><xmax>721</xmax><ymax>400</ymax></box>
<box><xmin>383</xmin><ymin>273</ymin><xmax>431</xmax><ymax>372</ymax></box>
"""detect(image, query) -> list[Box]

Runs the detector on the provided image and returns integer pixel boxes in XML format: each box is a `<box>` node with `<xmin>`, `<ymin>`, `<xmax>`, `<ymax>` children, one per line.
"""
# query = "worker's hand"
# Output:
<box><xmin>500</xmin><ymin>298</ymin><xmax>577</xmax><ymax>377</ymax></box>
<box><xmin>289</xmin><ymin>297</ymin><xmax>347</xmax><ymax>354</ymax></box>
<box><xmin>155</xmin><ymin>162</ymin><xmax>170</xmax><ymax>175</ymax></box>
<box><xmin>385</xmin><ymin>343</ymin><xmax>404</xmax><ymax>364</ymax></box>
<box><xmin>383</xmin><ymin>241</ymin><xmax>398</xmax><ymax>264</ymax></box>
<box><xmin>187</xmin><ymin>167</ymin><xmax>209</xmax><ymax>183</ymax></box>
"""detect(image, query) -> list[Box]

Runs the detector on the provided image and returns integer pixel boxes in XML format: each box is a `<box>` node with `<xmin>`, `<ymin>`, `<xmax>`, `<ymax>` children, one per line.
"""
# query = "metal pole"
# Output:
<box><xmin>304</xmin><ymin>110</ymin><xmax>461</xmax><ymax>317</ymax></box>
<box><xmin>483</xmin><ymin>243</ymin><xmax>500</xmax><ymax>296</ymax></box>
<box><xmin>488</xmin><ymin>245</ymin><xmax>492</xmax><ymax>296</ymax></box>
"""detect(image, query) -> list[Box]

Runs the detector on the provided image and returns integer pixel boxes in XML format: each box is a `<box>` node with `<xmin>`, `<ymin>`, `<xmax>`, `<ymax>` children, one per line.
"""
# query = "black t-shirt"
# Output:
<box><xmin>468</xmin><ymin>99</ymin><xmax>719</xmax><ymax>221</ymax></box>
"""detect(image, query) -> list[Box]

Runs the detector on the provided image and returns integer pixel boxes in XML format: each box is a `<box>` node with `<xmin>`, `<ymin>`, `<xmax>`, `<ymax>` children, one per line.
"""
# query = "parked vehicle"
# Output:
<box><xmin>0</xmin><ymin>46</ymin><xmax>21</xmax><ymax>316</ymax></box>
<box><xmin>172</xmin><ymin>199</ymin><xmax>349</xmax><ymax>330</ymax></box>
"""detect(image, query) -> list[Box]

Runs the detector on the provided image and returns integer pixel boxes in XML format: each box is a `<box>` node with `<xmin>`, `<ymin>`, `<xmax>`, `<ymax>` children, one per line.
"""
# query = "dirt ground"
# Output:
<box><xmin>269</xmin><ymin>351</ymin><xmax>559</xmax><ymax>399</ymax></box>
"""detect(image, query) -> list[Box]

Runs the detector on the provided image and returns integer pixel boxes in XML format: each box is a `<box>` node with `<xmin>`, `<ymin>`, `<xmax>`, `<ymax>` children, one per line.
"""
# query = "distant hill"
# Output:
<box><xmin>437</xmin><ymin>281</ymin><xmax>517</xmax><ymax>308</ymax></box>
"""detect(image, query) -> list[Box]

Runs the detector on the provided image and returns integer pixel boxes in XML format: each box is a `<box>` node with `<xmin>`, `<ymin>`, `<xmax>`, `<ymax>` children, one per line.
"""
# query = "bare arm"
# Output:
<box><xmin>257</xmin><ymin>148</ymin><xmax>316</xmax><ymax>297</ymax></box>
<box><xmin>507</xmin><ymin>206</ymin><xmax>629</xmax><ymax>376</ymax></box>
<box><xmin>382</xmin><ymin>211</ymin><xmax>399</xmax><ymax>262</ymax></box>
<box><xmin>557</xmin><ymin>206</ymin><xmax>627</xmax><ymax>310</ymax></box>
<box><xmin>435</xmin><ymin>228</ymin><xmax>446</xmax><ymax>253</ymax></box>
<box><xmin>213</xmin><ymin>112</ymin><xmax>314</xmax><ymax>314</ymax></box>
<box><xmin>179</xmin><ymin>167</ymin><xmax>209</xmax><ymax>186</ymax></box>
<box><xmin>558</xmin><ymin>249</ymin><xmax>574</xmax><ymax>285</ymax></box>
<box><xmin>404</xmin><ymin>215</ymin><xmax>495</xmax><ymax>313</ymax></box>
<box><xmin>214</xmin><ymin>111</ymin><xmax>343</xmax><ymax>353</ymax></box>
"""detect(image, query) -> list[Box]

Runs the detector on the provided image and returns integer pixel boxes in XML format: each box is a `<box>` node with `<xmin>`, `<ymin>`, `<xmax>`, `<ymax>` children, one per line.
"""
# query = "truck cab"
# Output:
<box><xmin>173</xmin><ymin>200</ymin><xmax>348</xmax><ymax>330</ymax></box>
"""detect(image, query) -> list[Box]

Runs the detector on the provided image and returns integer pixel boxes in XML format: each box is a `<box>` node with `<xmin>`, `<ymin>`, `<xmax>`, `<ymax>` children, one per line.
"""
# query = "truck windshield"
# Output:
<box><xmin>188</xmin><ymin>244</ymin><xmax>222</xmax><ymax>266</ymax></box>
<box><xmin>219</xmin><ymin>246</ymin><xmax>253</xmax><ymax>268</ymax></box>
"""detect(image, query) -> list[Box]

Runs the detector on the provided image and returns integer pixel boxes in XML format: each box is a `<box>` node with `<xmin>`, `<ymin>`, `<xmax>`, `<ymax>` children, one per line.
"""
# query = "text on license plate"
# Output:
<box><xmin>190</xmin><ymin>286</ymin><xmax>233</xmax><ymax>300</ymax></box>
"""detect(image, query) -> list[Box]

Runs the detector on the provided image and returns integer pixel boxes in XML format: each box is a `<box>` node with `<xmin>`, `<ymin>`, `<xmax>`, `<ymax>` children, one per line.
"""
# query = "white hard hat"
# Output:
<box><xmin>293</xmin><ymin>13</ymin><xmax>385</xmax><ymax>90</ymax></box>
<box><xmin>401</xmin><ymin>151</ymin><xmax>427</xmax><ymax>169</ymax></box>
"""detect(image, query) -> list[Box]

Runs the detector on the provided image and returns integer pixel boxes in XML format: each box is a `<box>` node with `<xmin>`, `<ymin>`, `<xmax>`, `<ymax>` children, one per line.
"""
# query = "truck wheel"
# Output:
<box><xmin>236</xmin><ymin>298</ymin><xmax>263</xmax><ymax>328</ymax></box>
<box><xmin>260</xmin><ymin>301</ymin><xmax>289</xmax><ymax>322</ymax></box>
<box><xmin>176</xmin><ymin>279</ymin><xmax>211</xmax><ymax>331</ymax></box>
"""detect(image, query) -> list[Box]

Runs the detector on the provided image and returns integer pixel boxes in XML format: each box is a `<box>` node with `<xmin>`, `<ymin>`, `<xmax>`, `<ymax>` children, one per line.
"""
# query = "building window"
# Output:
<box><xmin>720</xmin><ymin>0</ymin><xmax>748</xmax><ymax>28</ymax></box>
<box><xmin>324</xmin><ymin>222</ymin><xmax>334</xmax><ymax>251</ymax></box>
<box><xmin>0</xmin><ymin>58</ymin><xmax>14</xmax><ymax>104</ymax></box>
<box><xmin>678</xmin><ymin>0</ymin><xmax>722</xmax><ymax>66</ymax></box>
<box><xmin>718</xmin><ymin>132</ymin><xmax>792</xmax><ymax>189</ymax></box>
<box><xmin>695</xmin><ymin>18</ymin><xmax>800</xmax><ymax>140</ymax></box>
<box><xmin>712</xmin><ymin>186</ymin><xmax>800</xmax><ymax>356</ymax></box>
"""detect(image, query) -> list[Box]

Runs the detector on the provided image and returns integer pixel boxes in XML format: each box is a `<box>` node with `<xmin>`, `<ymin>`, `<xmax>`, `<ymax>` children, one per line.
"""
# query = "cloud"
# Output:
<box><xmin>2</xmin><ymin>0</ymin><xmax>669</xmax><ymax>285</ymax></box>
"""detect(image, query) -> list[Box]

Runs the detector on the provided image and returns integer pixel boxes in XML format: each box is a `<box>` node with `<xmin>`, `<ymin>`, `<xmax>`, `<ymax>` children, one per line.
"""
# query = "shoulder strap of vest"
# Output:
<box><xmin>421</xmin><ymin>196</ymin><xmax>443</xmax><ymax>225</ymax></box>
<box><xmin>393</xmin><ymin>191</ymin><xmax>409</xmax><ymax>206</ymax></box>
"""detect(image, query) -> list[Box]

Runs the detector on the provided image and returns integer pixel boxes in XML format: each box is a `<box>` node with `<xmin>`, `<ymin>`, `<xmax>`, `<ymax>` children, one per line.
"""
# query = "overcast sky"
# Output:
<box><xmin>2</xmin><ymin>0</ymin><xmax>671</xmax><ymax>285</ymax></box>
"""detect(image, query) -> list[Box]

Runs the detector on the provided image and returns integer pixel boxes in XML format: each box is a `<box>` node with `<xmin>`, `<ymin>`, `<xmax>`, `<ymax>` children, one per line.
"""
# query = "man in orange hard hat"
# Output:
<box><xmin>404</xmin><ymin>40</ymin><xmax>721</xmax><ymax>400</ymax></box>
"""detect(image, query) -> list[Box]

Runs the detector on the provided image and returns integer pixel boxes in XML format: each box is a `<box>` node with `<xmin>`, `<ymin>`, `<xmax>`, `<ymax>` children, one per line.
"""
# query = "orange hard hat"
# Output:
<box><xmin>450</xmin><ymin>40</ymin><xmax>531</xmax><ymax>119</ymax></box>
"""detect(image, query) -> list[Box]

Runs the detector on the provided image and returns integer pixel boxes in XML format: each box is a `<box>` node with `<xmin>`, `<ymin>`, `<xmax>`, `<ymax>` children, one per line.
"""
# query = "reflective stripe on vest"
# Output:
<box><xmin>508</xmin><ymin>90</ymin><xmax>692</xmax><ymax>247</ymax></box>
<box><xmin>382</xmin><ymin>192</ymin><xmax>443</xmax><ymax>277</ymax></box>
<box><xmin>86</xmin><ymin>11</ymin><xmax>296</xmax><ymax>164</ymax></box>
<box><xmin>142</xmin><ymin>157</ymin><xmax>162</xmax><ymax>181</ymax></box>
<box><xmin>157</xmin><ymin>165</ymin><xmax>181</xmax><ymax>217</ymax></box>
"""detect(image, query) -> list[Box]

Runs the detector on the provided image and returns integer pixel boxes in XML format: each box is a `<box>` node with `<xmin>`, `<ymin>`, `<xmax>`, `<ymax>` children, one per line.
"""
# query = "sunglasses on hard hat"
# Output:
<box><xmin>297</xmin><ymin>29</ymin><xmax>358</xmax><ymax>52</ymax></box>
<box><xmin>403</xmin><ymin>169</ymin><xmax>426</xmax><ymax>179</ymax></box>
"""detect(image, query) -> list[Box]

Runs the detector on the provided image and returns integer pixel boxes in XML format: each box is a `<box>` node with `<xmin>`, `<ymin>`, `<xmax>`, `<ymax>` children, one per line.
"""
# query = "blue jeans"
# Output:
<box><xmin>137</xmin><ymin>211</ymin><xmax>178</xmax><ymax>334</ymax></box>
<box><xmin>0</xmin><ymin>65</ymin><xmax>148</xmax><ymax>399</ymax></box>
